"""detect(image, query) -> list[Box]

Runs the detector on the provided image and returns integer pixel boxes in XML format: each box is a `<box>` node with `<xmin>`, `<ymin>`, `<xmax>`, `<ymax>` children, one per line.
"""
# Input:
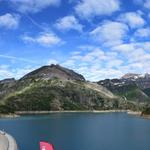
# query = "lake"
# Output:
<box><xmin>0</xmin><ymin>112</ymin><xmax>150</xmax><ymax>150</ymax></box>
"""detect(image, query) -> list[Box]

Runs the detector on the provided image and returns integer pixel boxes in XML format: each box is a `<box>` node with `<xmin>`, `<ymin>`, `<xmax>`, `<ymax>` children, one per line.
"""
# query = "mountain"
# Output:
<box><xmin>121</xmin><ymin>73</ymin><xmax>141</xmax><ymax>80</ymax></box>
<box><xmin>121</xmin><ymin>73</ymin><xmax>150</xmax><ymax>89</ymax></box>
<box><xmin>21</xmin><ymin>64</ymin><xmax>85</xmax><ymax>81</ymax></box>
<box><xmin>97</xmin><ymin>73</ymin><xmax>150</xmax><ymax>103</ymax></box>
<box><xmin>0</xmin><ymin>66</ymin><xmax>150</xmax><ymax>114</ymax></box>
<box><xmin>0</xmin><ymin>65</ymin><xmax>126</xmax><ymax>114</ymax></box>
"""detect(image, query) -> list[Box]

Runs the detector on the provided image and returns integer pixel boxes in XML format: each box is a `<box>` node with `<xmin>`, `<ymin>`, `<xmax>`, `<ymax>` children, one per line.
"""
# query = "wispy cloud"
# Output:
<box><xmin>25</xmin><ymin>15</ymin><xmax>48</xmax><ymax>31</ymax></box>
<box><xmin>0</xmin><ymin>54</ymin><xmax>38</xmax><ymax>64</ymax></box>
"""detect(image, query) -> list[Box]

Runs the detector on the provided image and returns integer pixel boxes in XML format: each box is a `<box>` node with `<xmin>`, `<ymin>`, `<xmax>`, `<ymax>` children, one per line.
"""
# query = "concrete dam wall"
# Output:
<box><xmin>0</xmin><ymin>130</ymin><xmax>18</xmax><ymax>150</ymax></box>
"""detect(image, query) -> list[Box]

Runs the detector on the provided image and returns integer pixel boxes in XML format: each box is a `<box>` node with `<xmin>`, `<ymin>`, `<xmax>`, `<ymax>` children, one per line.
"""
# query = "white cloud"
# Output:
<box><xmin>1</xmin><ymin>42</ymin><xmax>150</xmax><ymax>81</ymax></box>
<box><xmin>70</xmin><ymin>48</ymin><xmax>105</xmax><ymax>62</ymax></box>
<box><xmin>61</xmin><ymin>46</ymin><xmax>125</xmax><ymax>81</ymax></box>
<box><xmin>75</xmin><ymin>0</ymin><xmax>120</xmax><ymax>19</ymax></box>
<box><xmin>112</xmin><ymin>42</ymin><xmax>150</xmax><ymax>73</ymax></box>
<box><xmin>22</xmin><ymin>32</ymin><xmax>62</xmax><ymax>47</ymax></box>
<box><xmin>0</xmin><ymin>13</ymin><xmax>20</xmax><ymax>29</ymax></box>
<box><xmin>81</xmin><ymin>48</ymin><xmax>106</xmax><ymax>62</ymax></box>
<box><xmin>90</xmin><ymin>21</ymin><xmax>128</xmax><ymax>46</ymax></box>
<box><xmin>61</xmin><ymin>42</ymin><xmax>150</xmax><ymax>81</ymax></box>
<box><xmin>118</xmin><ymin>12</ymin><xmax>145</xmax><ymax>28</ymax></box>
<box><xmin>112</xmin><ymin>43</ymin><xmax>135</xmax><ymax>53</ymax></box>
<box><xmin>106</xmin><ymin>59</ymin><xmax>123</xmax><ymax>68</ymax></box>
<box><xmin>134</xmin><ymin>28</ymin><xmax>150</xmax><ymax>37</ymax></box>
<box><xmin>55</xmin><ymin>15</ymin><xmax>83</xmax><ymax>32</ymax></box>
<box><xmin>10</xmin><ymin>0</ymin><xmax>61</xmax><ymax>13</ymax></box>
<box><xmin>112</xmin><ymin>42</ymin><xmax>150</xmax><ymax>53</ymax></box>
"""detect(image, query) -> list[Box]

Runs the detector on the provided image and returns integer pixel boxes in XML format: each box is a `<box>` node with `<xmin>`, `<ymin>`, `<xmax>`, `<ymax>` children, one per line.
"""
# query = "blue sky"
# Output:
<box><xmin>0</xmin><ymin>0</ymin><xmax>150</xmax><ymax>81</ymax></box>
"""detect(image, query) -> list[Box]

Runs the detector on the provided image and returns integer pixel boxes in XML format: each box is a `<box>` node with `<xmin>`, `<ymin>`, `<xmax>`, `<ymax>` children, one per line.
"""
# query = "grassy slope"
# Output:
<box><xmin>108</xmin><ymin>84</ymin><xmax>150</xmax><ymax>103</ymax></box>
<box><xmin>0</xmin><ymin>78</ymin><xmax>121</xmax><ymax>113</ymax></box>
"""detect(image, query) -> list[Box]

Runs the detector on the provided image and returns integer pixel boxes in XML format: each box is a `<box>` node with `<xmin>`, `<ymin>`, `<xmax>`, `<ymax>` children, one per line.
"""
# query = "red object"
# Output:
<box><xmin>40</xmin><ymin>142</ymin><xmax>54</xmax><ymax>150</ymax></box>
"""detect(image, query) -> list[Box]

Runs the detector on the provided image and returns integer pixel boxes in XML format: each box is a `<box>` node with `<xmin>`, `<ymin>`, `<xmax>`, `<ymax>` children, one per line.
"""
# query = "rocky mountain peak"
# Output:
<box><xmin>20</xmin><ymin>64</ymin><xmax>85</xmax><ymax>81</ymax></box>
<box><xmin>121</xmin><ymin>73</ymin><xmax>150</xmax><ymax>80</ymax></box>
<box><xmin>121</xmin><ymin>73</ymin><xmax>141</xmax><ymax>80</ymax></box>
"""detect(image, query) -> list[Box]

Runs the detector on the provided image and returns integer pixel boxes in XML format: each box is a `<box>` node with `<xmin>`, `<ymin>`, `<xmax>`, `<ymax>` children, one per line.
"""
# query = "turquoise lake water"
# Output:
<box><xmin>0</xmin><ymin>112</ymin><xmax>150</xmax><ymax>150</ymax></box>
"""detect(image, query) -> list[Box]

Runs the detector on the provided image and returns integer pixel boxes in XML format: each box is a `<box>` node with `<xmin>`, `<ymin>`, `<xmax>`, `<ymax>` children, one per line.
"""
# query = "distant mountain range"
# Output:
<box><xmin>0</xmin><ymin>64</ymin><xmax>150</xmax><ymax>114</ymax></box>
<box><xmin>98</xmin><ymin>73</ymin><xmax>150</xmax><ymax>103</ymax></box>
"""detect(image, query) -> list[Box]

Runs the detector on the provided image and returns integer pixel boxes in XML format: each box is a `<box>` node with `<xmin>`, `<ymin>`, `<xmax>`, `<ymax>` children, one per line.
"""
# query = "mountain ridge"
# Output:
<box><xmin>0</xmin><ymin>65</ymin><xmax>150</xmax><ymax>114</ymax></box>
<box><xmin>0</xmin><ymin>65</ymin><xmax>122</xmax><ymax>113</ymax></box>
<box><xmin>20</xmin><ymin>64</ymin><xmax>85</xmax><ymax>81</ymax></box>
<box><xmin>98</xmin><ymin>73</ymin><xmax>150</xmax><ymax>103</ymax></box>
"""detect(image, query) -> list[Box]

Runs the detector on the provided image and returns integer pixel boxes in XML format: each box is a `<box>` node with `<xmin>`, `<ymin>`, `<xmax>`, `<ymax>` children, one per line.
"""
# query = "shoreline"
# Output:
<box><xmin>0</xmin><ymin>110</ymin><xmax>150</xmax><ymax>119</ymax></box>
<box><xmin>141</xmin><ymin>114</ymin><xmax>150</xmax><ymax>119</ymax></box>
<box><xmin>127</xmin><ymin>110</ymin><xmax>150</xmax><ymax>119</ymax></box>
<box><xmin>126</xmin><ymin>110</ymin><xmax>141</xmax><ymax>115</ymax></box>
<box><xmin>15</xmin><ymin>110</ymin><xmax>127</xmax><ymax>115</ymax></box>
<box><xmin>0</xmin><ymin>114</ymin><xmax>19</xmax><ymax>119</ymax></box>
<box><xmin>0</xmin><ymin>110</ymin><xmax>127</xmax><ymax>118</ymax></box>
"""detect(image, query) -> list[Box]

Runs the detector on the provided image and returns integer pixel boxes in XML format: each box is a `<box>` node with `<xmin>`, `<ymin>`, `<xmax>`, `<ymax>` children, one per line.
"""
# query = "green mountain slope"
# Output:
<box><xmin>98</xmin><ymin>79</ymin><xmax>150</xmax><ymax>103</ymax></box>
<box><xmin>0</xmin><ymin>78</ymin><xmax>122</xmax><ymax>113</ymax></box>
<box><xmin>0</xmin><ymin>65</ymin><xmax>149</xmax><ymax>114</ymax></box>
<box><xmin>0</xmin><ymin>65</ymin><xmax>124</xmax><ymax>113</ymax></box>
